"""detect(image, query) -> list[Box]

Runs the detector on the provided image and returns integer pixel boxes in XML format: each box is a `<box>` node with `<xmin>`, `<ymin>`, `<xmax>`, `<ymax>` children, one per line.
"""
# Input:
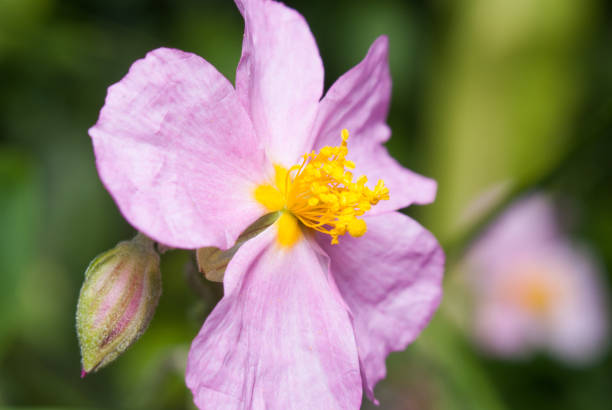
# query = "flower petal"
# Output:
<box><xmin>89</xmin><ymin>48</ymin><xmax>268</xmax><ymax>250</ymax></box>
<box><xmin>318</xmin><ymin>212</ymin><xmax>444</xmax><ymax>402</ymax></box>
<box><xmin>312</xmin><ymin>36</ymin><xmax>436</xmax><ymax>213</ymax></box>
<box><xmin>186</xmin><ymin>227</ymin><xmax>362</xmax><ymax>409</ymax></box>
<box><xmin>235</xmin><ymin>0</ymin><xmax>324</xmax><ymax>167</ymax></box>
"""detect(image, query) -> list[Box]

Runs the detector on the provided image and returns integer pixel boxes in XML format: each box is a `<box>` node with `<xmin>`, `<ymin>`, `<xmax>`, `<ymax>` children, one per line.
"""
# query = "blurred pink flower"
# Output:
<box><xmin>465</xmin><ymin>195</ymin><xmax>607</xmax><ymax>364</ymax></box>
<box><xmin>88</xmin><ymin>0</ymin><xmax>444</xmax><ymax>408</ymax></box>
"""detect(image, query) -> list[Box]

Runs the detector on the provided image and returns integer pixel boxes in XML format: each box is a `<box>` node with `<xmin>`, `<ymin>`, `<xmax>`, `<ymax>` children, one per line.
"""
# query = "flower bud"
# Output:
<box><xmin>76</xmin><ymin>233</ymin><xmax>161</xmax><ymax>376</ymax></box>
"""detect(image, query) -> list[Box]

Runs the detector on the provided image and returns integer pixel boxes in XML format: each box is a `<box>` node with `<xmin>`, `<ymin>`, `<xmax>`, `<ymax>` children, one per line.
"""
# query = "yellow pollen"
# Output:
<box><xmin>254</xmin><ymin>129</ymin><xmax>389</xmax><ymax>246</ymax></box>
<box><xmin>347</xmin><ymin>218</ymin><xmax>367</xmax><ymax>237</ymax></box>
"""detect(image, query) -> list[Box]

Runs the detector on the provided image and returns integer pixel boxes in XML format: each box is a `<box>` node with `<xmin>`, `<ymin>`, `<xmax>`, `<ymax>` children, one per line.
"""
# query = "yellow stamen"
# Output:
<box><xmin>347</xmin><ymin>218</ymin><xmax>367</xmax><ymax>237</ymax></box>
<box><xmin>254</xmin><ymin>129</ymin><xmax>389</xmax><ymax>246</ymax></box>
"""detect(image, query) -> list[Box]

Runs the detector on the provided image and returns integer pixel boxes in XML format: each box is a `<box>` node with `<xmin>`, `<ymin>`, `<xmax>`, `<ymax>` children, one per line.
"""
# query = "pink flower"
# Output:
<box><xmin>465</xmin><ymin>195</ymin><xmax>608</xmax><ymax>364</ymax></box>
<box><xmin>89</xmin><ymin>0</ymin><xmax>444</xmax><ymax>408</ymax></box>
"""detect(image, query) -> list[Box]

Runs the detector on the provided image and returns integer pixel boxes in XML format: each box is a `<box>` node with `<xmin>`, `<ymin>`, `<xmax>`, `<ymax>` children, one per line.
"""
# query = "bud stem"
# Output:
<box><xmin>131</xmin><ymin>232</ymin><xmax>155</xmax><ymax>250</ymax></box>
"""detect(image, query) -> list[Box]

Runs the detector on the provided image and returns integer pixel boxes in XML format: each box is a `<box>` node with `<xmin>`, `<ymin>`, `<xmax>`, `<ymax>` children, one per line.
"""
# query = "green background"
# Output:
<box><xmin>0</xmin><ymin>0</ymin><xmax>611</xmax><ymax>408</ymax></box>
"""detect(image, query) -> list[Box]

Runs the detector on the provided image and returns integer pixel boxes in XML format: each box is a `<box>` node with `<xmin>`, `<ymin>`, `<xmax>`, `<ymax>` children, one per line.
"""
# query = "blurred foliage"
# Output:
<box><xmin>422</xmin><ymin>0</ymin><xmax>598</xmax><ymax>242</ymax></box>
<box><xmin>0</xmin><ymin>0</ymin><xmax>610</xmax><ymax>409</ymax></box>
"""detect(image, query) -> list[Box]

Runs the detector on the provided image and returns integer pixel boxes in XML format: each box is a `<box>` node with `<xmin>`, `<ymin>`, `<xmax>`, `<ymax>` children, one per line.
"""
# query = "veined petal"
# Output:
<box><xmin>89</xmin><ymin>48</ymin><xmax>267</xmax><ymax>250</ymax></box>
<box><xmin>311</xmin><ymin>36</ymin><xmax>436</xmax><ymax>213</ymax></box>
<box><xmin>186</xmin><ymin>227</ymin><xmax>362</xmax><ymax>410</ymax></box>
<box><xmin>235</xmin><ymin>0</ymin><xmax>324</xmax><ymax>167</ymax></box>
<box><xmin>318</xmin><ymin>212</ymin><xmax>444</xmax><ymax>402</ymax></box>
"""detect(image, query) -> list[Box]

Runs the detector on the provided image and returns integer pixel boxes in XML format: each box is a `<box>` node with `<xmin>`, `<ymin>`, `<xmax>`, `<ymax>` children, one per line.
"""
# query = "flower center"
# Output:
<box><xmin>515</xmin><ymin>274</ymin><xmax>560</xmax><ymax>315</ymax></box>
<box><xmin>500</xmin><ymin>266</ymin><xmax>561</xmax><ymax>316</ymax></box>
<box><xmin>254</xmin><ymin>129</ymin><xmax>389</xmax><ymax>247</ymax></box>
